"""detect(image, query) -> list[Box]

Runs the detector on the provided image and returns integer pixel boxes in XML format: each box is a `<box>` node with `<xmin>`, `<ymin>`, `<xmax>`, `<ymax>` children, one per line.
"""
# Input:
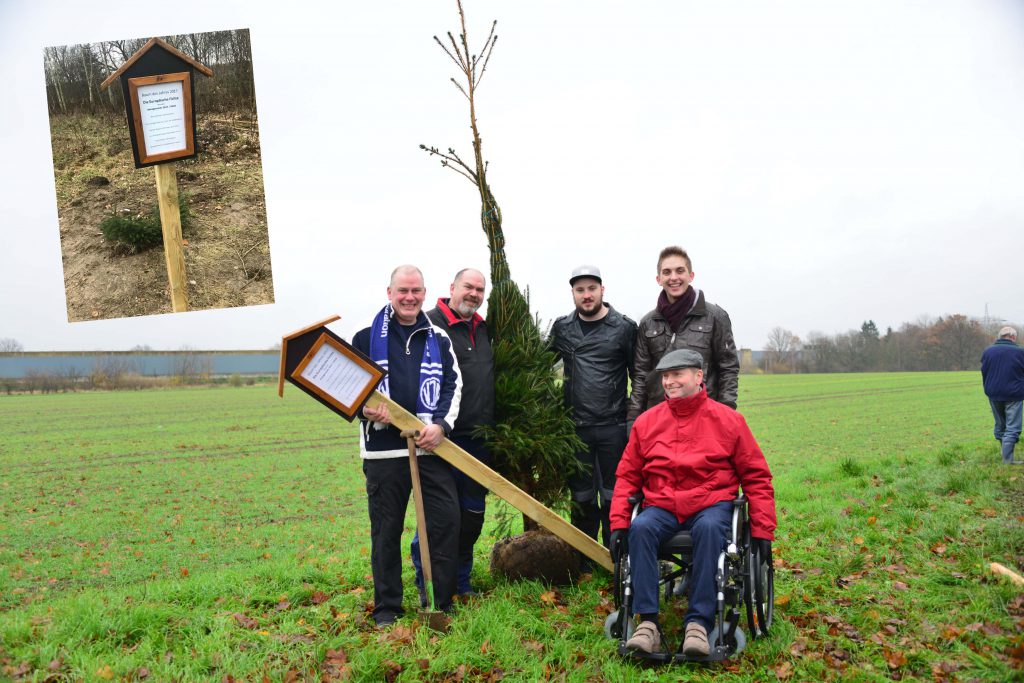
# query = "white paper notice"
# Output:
<box><xmin>300</xmin><ymin>342</ymin><xmax>373</xmax><ymax>408</ymax></box>
<box><xmin>138</xmin><ymin>80</ymin><xmax>187</xmax><ymax>155</ymax></box>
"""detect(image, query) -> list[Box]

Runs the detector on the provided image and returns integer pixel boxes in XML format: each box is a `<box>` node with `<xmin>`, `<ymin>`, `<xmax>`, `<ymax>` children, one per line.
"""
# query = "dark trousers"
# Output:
<box><xmin>629</xmin><ymin>501</ymin><xmax>732</xmax><ymax>631</ymax></box>
<box><xmin>412</xmin><ymin>434</ymin><xmax>490</xmax><ymax>593</ymax></box>
<box><xmin>569</xmin><ymin>423</ymin><xmax>628</xmax><ymax>547</ymax></box>
<box><xmin>363</xmin><ymin>455</ymin><xmax>459</xmax><ymax>618</ymax></box>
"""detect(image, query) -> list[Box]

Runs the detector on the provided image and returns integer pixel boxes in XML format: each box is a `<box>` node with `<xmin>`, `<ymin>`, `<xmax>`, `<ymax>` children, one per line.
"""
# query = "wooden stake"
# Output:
<box><xmin>153</xmin><ymin>162</ymin><xmax>188</xmax><ymax>312</ymax></box>
<box><xmin>364</xmin><ymin>392</ymin><xmax>613</xmax><ymax>571</ymax></box>
<box><xmin>990</xmin><ymin>561</ymin><xmax>1024</xmax><ymax>587</ymax></box>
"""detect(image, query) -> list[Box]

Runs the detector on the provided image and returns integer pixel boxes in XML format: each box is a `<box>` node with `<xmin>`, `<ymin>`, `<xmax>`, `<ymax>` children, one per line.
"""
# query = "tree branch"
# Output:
<box><xmin>433</xmin><ymin>34</ymin><xmax>465</xmax><ymax>73</ymax></box>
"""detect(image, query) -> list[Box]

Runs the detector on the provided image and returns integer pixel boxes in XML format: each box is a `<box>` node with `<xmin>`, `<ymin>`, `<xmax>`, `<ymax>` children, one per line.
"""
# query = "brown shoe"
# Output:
<box><xmin>624</xmin><ymin>620</ymin><xmax>661</xmax><ymax>653</ymax></box>
<box><xmin>683</xmin><ymin>621</ymin><xmax>710</xmax><ymax>657</ymax></box>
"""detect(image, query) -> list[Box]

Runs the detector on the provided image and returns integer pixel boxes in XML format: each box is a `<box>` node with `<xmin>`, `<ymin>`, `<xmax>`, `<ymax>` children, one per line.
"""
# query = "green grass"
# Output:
<box><xmin>1</xmin><ymin>374</ymin><xmax>1022</xmax><ymax>681</ymax></box>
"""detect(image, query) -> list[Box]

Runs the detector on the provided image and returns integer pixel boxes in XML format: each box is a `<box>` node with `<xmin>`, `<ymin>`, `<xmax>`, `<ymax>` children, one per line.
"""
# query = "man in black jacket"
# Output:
<box><xmin>353</xmin><ymin>265</ymin><xmax>462</xmax><ymax>627</ymax></box>
<box><xmin>549</xmin><ymin>265</ymin><xmax>637</xmax><ymax>550</ymax></box>
<box><xmin>628</xmin><ymin>246</ymin><xmax>739</xmax><ymax>420</ymax></box>
<box><xmin>411</xmin><ymin>268</ymin><xmax>495</xmax><ymax>596</ymax></box>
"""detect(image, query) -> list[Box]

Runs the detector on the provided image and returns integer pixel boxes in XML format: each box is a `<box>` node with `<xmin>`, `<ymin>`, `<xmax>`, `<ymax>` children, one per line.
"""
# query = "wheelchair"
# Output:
<box><xmin>603</xmin><ymin>494</ymin><xmax>774</xmax><ymax>662</ymax></box>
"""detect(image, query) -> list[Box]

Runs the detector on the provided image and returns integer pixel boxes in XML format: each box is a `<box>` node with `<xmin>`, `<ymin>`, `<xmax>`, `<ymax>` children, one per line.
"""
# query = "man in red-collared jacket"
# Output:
<box><xmin>609</xmin><ymin>349</ymin><xmax>776</xmax><ymax>657</ymax></box>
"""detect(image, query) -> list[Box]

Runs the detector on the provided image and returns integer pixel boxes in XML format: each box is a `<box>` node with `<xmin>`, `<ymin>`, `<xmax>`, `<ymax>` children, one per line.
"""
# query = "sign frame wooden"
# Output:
<box><xmin>127</xmin><ymin>71</ymin><xmax>195</xmax><ymax>165</ymax></box>
<box><xmin>290</xmin><ymin>332</ymin><xmax>384</xmax><ymax>420</ymax></box>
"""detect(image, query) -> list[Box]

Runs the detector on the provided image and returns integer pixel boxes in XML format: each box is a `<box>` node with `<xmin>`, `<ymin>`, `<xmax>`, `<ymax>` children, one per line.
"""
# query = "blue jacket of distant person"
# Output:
<box><xmin>352</xmin><ymin>311</ymin><xmax>462</xmax><ymax>459</ymax></box>
<box><xmin>981</xmin><ymin>339</ymin><xmax>1024</xmax><ymax>401</ymax></box>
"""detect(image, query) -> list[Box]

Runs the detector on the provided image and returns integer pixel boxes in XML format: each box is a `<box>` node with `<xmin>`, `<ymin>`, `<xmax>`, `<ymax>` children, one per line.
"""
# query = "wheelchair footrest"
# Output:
<box><xmin>616</xmin><ymin>643</ymin><xmax>736</xmax><ymax>663</ymax></box>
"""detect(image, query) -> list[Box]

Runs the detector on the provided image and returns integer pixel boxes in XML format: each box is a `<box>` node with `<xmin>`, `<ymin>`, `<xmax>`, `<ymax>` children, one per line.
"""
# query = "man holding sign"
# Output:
<box><xmin>352</xmin><ymin>265</ymin><xmax>463</xmax><ymax>627</ymax></box>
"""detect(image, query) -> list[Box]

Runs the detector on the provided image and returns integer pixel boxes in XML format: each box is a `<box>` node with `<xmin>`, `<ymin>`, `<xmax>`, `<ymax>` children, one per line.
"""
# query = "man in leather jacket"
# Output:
<box><xmin>628</xmin><ymin>246</ymin><xmax>739</xmax><ymax>419</ymax></box>
<box><xmin>549</xmin><ymin>265</ymin><xmax>637</xmax><ymax>550</ymax></box>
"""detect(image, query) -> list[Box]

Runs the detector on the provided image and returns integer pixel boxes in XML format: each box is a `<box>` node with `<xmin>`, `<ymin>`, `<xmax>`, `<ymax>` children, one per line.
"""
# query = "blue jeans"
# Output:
<box><xmin>628</xmin><ymin>501</ymin><xmax>732</xmax><ymax>631</ymax></box>
<box><xmin>990</xmin><ymin>399</ymin><xmax>1023</xmax><ymax>463</ymax></box>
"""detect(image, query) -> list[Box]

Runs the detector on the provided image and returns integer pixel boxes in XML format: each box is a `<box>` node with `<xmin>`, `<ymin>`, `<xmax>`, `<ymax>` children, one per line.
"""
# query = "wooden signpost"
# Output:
<box><xmin>279</xmin><ymin>317</ymin><xmax>613</xmax><ymax>572</ymax></box>
<box><xmin>100</xmin><ymin>38</ymin><xmax>213</xmax><ymax>313</ymax></box>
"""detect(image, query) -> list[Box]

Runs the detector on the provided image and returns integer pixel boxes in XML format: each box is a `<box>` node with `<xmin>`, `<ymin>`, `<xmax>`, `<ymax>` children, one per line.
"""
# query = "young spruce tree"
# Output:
<box><xmin>421</xmin><ymin>1</ymin><xmax>583</xmax><ymax>535</ymax></box>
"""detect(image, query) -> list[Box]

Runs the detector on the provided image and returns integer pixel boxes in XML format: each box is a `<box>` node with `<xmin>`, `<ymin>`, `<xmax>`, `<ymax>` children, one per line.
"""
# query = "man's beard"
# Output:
<box><xmin>453</xmin><ymin>299</ymin><xmax>480</xmax><ymax>318</ymax></box>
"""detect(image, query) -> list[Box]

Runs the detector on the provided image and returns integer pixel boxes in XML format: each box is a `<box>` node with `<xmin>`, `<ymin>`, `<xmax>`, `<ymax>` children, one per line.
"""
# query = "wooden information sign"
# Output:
<box><xmin>278</xmin><ymin>317</ymin><xmax>612</xmax><ymax>571</ymax></box>
<box><xmin>99</xmin><ymin>37</ymin><xmax>213</xmax><ymax>313</ymax></box>
<box><xmin>100</xmin><ymin>37</ymin><xmax>212</xmax><ymax>169</ymax></box>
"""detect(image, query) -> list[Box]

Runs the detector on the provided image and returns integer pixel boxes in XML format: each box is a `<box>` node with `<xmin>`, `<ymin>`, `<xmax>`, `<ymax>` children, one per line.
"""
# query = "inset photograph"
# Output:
<box><xmin>44</xmin><ymin>28</ymin><xmax>274</xmax><ymax>320</ymax></box>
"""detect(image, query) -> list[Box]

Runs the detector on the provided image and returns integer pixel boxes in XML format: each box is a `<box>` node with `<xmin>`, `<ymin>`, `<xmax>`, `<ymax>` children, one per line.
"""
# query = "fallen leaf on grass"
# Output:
<box><xmin>233</xmin><ymin>612</ymin><xmax>258</xmax><ymax>629</ymax></box>
<box><xmin>136</xmin><ymin>667</ymin><xmax>150</xmax><ymax>680</ymax></box>
<box><xmin>47</xmin><ymin>659</ymin><xmax>62</xmax><ymax>672</ymax></box>
<box><xmin>523</xmin><ymin>640</ymin><xmax>544</xmax><ymax>653</ymax></box>
<box><xmin>883</xmin><ymin>647</ymin><xmax>908</xmax><ymax>669</ymax></box>
<box><xmin>480</xmin><ymin>640</ymin><xmax>490</xmax><ymax>654</ymax></box>
<box><xmin>377</xmin><ymin>624</ymin><xmax>415</xmax><ymax>644</ymax></box>
<box><xmin>179</xmin><ymin>567</ymin><xmax>189</xmax><ymax>577</ymax></box>
<box><xmin>321</xmin><ymin>648</ymin><xmax>351</xmax><ymax>682</ymax></box>
<box><xmin>311</xmin><ymin>590</ymin><xmax>329</xmax><ymax>605</ymax></box>
<box><xmin>774</xmin><ymin>594</ymin><xmax>791</xmax><ymax>607</ymax></box>
<box><xmin>930</xmin><ymin>543</ymin><xmax>946</xmax><ymax>555</ymax></box>
<box><xmin>774</xmin><ymin>661</ymin><xmax>793</xmax><ymax>679</ymax></box>
<box><xmin>979</xmin><ymin>508</ymin><xmax>997</xmax><ymax>518</ymax></box>
<box><xmin>382</xmin><ymin>660</ymin><xmax>402</xmax><ymax>682</ymax></box>
<box><xmin>892</xmin><ymin>581</ymin><xmax>909</xmax><ymax>591</ymax></box>
<box><xmin>96</xmin><ymin>665</ymin><xmax>114</xmax><ymax>680</ymax></box>
<box><xmin>867</xmin><ymin>516</ymin><xmax>878</xmax><ymax>525</ymax></box>
<box><xmin>539</xmin><ymin>590</ymin><xmax>559</xmax><ymax>606</ymax></box>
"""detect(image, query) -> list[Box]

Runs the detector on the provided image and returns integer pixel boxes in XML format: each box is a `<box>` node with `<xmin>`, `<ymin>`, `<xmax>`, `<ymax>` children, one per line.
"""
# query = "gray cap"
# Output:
<box><xmin>569</xmin><ymin>264</ymin><xmax>602</xmax><ymax>285</ymax></box>
<box><xmin>655</xmin><ymin>348</ymin><xmax>704</xmax><ymax>372</ymax></box>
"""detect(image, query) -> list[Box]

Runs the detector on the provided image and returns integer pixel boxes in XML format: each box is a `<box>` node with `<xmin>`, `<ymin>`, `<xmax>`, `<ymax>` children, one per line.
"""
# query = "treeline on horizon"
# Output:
<box><xmin>43</xmin><ymin>29</ymin><xmax>255</xmax><ymax>116</ymax></box>
<box><xmin>756</xmin><ymin>314</ymin><xmax>1019</xmax><ymax>374</ymax></box>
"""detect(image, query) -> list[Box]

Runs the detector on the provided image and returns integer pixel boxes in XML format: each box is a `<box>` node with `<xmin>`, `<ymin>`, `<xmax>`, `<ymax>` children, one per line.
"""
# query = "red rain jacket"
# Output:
<box><xmin>610</xmin><ymin>386</ymin><xmax>776</xmax><ymax>540</ymax></box>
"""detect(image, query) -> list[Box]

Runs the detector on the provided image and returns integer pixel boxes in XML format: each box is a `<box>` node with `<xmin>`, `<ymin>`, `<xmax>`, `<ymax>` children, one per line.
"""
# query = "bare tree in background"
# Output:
<box><xmin>0</xmin><ymin>338</ymin><xmax>24</xmax><ymax>353</ymax></box>
<box><xmin>765</xmin><ymin>326</ymin><xmax>801</xmax><ymax>373</ymax></box>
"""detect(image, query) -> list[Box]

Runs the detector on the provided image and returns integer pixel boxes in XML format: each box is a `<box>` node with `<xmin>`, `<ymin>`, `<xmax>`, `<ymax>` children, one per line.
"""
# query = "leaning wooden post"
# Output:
<box><xmin>153</xmin><ymin>162</ymin><xmax>188</xmax><ymax>311</ymax></box>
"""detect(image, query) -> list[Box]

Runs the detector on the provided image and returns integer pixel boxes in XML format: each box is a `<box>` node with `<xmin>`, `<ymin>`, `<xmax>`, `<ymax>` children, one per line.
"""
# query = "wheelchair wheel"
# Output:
<box><xmin>750</xmin><ymin>546</ymin><xmax>773</xmax><ymax>637</ymax></box>
<box><xmin>604</xmin><ymin>609</ymin><xmax>635</xmax><ymax>641</ymax></box>
<box><xmin>709</xmin><ymin>622</ymin><xmax>746</xmax><ymax>655</ymax></box>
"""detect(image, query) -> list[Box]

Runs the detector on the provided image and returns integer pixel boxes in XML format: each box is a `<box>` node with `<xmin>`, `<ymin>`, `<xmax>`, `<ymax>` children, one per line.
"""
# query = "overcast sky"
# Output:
<box><xmin>2</xmin><ymin>0</ymin><xmax>1023</xmax><ymax>352</ymax></box>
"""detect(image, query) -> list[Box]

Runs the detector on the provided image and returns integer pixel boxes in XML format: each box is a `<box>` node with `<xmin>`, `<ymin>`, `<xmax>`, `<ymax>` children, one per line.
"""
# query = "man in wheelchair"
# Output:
<box><xmin>609</xmin><ymin>348</ymin><xmax>776</xmax><ymax>658</ymax></box>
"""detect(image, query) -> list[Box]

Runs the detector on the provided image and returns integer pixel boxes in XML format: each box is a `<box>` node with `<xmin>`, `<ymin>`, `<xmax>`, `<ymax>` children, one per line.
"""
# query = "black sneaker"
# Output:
<box><xmin>373</xmin><ymin>611</ymin><xmax>400</xmax><ymax>628</ymax></box>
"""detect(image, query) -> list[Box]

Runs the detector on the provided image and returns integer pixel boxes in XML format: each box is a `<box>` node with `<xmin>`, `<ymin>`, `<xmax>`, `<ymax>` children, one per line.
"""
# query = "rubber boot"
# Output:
<box><xmin>410</xmin><ymin>533</ymin><xmax>427</xmax><ymax>608</ymax></box>
<box><xmin>1002</xmin><ymin>440</ymin><xmax>1017</xmax><ymax>464</ymax></box>
<box><xmin>458</xmin><ymin>508</ymin><xmax>485</xmax><ymax>594</ymax></box>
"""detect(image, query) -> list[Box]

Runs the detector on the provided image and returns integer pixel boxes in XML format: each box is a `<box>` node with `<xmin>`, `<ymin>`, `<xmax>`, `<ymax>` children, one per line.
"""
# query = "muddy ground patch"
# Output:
<box><xmin>49</xmin><ymin>112</ymin><xmax>274</xmax><ymax>321</ymax></box>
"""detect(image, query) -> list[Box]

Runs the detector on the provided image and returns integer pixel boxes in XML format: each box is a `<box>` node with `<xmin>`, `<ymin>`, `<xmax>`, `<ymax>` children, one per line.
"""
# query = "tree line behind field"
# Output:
<box><xmin>43</xmin><ymin>29</ymin><xmax>255</xmax><ymax>116</ymax></box>
<box><xmin>757</xmin><ymin>314</ymin><xmax>1020</xmax><ymax>374</ymax></box>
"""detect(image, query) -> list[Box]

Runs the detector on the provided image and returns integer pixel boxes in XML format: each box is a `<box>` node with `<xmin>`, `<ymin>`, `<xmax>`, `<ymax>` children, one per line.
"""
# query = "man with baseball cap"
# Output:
<box><xmin>549</xmin><ymin>265</ymin><xmax>637</xmax><ymax>554</ymax></box>
<box><xmin>609</xmin><ymin>349</ymin><xmax>776</xmax><ymax>656</ymax></box>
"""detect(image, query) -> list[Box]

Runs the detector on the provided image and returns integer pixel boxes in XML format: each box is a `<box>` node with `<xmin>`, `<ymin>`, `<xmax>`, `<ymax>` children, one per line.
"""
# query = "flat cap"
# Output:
<box><xmin>569</xmin><ymin>265</ymin><xmax>602</xmax><ymax>285</ymax></box>
<box><xmin>655</xmin><ymin>348</ymin><xmax>704</xmax><ymax>372</ymax></box>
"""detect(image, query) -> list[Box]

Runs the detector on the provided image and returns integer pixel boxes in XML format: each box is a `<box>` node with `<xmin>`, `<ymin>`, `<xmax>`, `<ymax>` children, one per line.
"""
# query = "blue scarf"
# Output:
<box><xmin>369</xmin><ymin>303</ymin><xmax>443</xmax><ymax>423</ymax></box>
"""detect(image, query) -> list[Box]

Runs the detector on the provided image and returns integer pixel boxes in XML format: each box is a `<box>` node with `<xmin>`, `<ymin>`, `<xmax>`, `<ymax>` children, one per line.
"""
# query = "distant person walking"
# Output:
<box><xmin>980</xmin><ymin>326</ymin><xmax>1024</xmax><ymax>465</ymax></box>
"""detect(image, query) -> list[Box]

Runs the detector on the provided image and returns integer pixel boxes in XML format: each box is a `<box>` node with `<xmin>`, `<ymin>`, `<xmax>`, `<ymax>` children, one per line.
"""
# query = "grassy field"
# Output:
<box><xmin>1</xmin><ymin>374</ymin><xmax>1021</xmax><ymax>681</ymax></box>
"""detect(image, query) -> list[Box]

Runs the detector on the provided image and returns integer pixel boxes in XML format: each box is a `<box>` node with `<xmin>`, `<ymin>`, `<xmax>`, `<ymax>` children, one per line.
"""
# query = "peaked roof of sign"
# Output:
<box><xmin>100</xmin><ymin>37</ymin><xmax>213</xmax><ymax>91</ymax></box>
<box><xmin>277</xmin><ymin>315</ymin><xmax>342</xmax><ymax>398</ymax></box>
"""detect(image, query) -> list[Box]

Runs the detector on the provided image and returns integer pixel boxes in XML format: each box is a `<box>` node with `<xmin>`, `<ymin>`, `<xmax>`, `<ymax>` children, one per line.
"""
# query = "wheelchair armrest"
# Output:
<box><xmin>627</xmin><ymin>493</ymin><xmax>643</xmax><ymax>506</ymax></box>
<box><xmin>728</xmin><ymin>495</ymin><xmax>749</xmax><ymax>554</ymax></box>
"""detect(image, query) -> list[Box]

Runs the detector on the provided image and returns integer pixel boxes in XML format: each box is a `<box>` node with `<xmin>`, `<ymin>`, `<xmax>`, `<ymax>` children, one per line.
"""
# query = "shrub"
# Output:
<box><xmin>99</xmin><ymin>214</ymin><xmax>162</xmax><ymax>250</ymax></box>
<box><xmin>99</xmin><ymin>193</ymin><xmax>192</xmax><ymax>252</ymax></box>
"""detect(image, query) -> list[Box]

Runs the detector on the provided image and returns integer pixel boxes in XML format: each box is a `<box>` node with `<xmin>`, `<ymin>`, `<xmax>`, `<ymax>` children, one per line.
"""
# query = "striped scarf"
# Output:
<box><xmin>369</xmin><ymin>303</ymin><xmax>443</xmax><ymax>422</ymax></box>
